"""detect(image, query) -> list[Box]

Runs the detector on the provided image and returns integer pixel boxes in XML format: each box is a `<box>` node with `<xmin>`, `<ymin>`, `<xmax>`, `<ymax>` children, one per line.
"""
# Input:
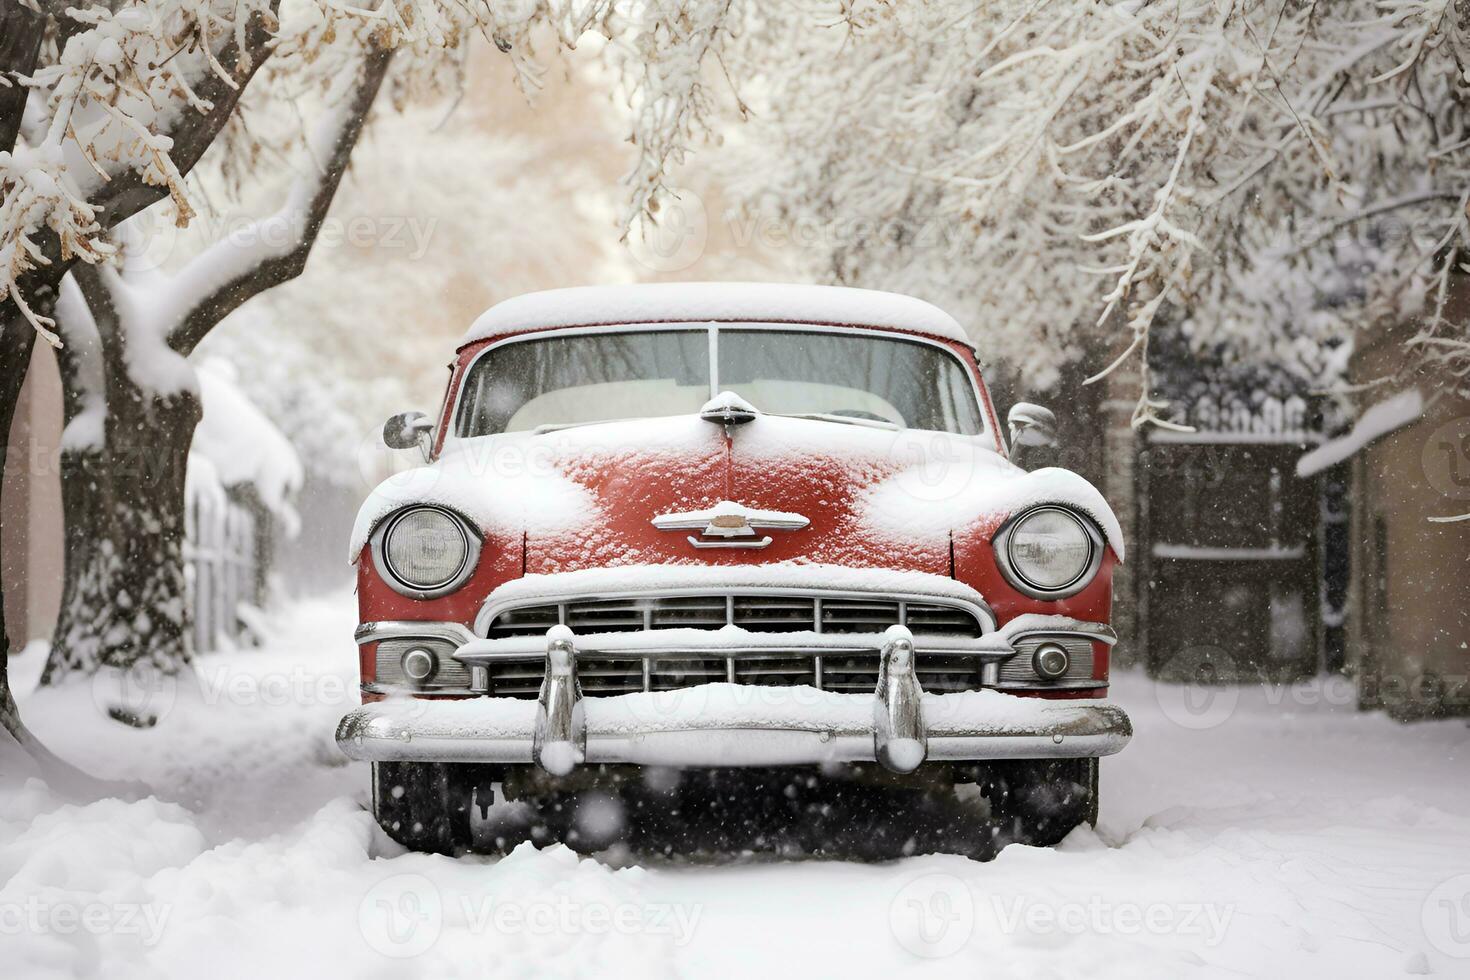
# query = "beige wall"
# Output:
<box><xmin>1</xmin><ymin>341</ymin><xmax>64</xmax><ymax>644</ymax></box>
<box><xmin>1349</xmin><ymin>306</ymin><xmax>1470</xmax><ymax>718</ymax></box>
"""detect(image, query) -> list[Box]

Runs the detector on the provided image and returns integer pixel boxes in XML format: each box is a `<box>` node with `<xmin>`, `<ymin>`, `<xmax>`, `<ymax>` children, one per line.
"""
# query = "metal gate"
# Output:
<box><xmin>1137</xmin><ymin>397</ymin><xmax>1324</xmax><ymax>682</ymax></box>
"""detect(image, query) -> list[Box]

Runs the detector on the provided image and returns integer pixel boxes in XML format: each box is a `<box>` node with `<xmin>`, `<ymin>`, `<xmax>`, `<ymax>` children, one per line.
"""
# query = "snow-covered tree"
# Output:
<box><xmin>2</xmin><ymin>0</ymin><xmax>302</xmax><ymax>723</ymax></box>
<box><xmin>5</xmin><ymin>3</ymin><xmax>394</xmax><ymax>684</ymax></box>
<box><xmin>0</xmin><ymin>0</ymin><xmax>112</xmax><ymax>788</ymax></box>
<box><xmin>723</xmin><ymin>0</ymin><xmax>1470</xmax><ymax>424</ymax></box>
<box><xmin>1</xmin><ymin>0</ymin><xmax>754</xmax><ymax>711</ymax></box>
<box><xmin>40</xmin><ymin>60</ymin><xmax>391</xmax><ymax>681</ymax></box>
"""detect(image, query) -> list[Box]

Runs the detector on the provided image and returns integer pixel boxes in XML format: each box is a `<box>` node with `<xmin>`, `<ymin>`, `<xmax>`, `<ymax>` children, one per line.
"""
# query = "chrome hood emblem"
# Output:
<box><xmin>653</xmin><ymin>500</ymin><xmax>810</xmax><ymax>550</ymax></box>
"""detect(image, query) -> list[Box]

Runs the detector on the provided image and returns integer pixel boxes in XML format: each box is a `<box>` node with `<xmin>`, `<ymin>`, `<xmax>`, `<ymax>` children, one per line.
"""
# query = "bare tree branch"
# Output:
<box><xmin>171</xmin><ymin>44</ymin><xmax>395</xmax><ymax>357</ymax></box>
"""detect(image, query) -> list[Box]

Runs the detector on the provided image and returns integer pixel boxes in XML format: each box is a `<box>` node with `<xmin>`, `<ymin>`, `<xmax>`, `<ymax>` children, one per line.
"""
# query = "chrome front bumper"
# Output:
<box><xmin>337</xmin><ymin>623</ymin><xmax>1132</xmax><ymax>775</ymax></box>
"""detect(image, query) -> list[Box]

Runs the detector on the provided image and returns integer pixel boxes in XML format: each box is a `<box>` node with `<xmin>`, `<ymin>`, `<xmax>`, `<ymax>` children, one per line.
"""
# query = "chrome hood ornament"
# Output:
<box><xmin>653</xmin><ymin>500</ymin><xmax>810</xmax><ymax>550</ymax></box>
<box><xmin>699</xmin><ymin>391</ymin><xmax>759</xmax><ymax>427</ymax></box>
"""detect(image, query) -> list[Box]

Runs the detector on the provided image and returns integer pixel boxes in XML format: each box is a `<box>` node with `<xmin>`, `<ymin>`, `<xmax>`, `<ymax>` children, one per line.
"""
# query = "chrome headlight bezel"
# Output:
<box><xmin>370</xmin><ymin>505</ymin><xmax>481</xmax><ymax>599</ymax></box>
<box><xmin>993</xmin><ymin>505</ymin><xmax>1104</xmax><ymax>600</ymax></box>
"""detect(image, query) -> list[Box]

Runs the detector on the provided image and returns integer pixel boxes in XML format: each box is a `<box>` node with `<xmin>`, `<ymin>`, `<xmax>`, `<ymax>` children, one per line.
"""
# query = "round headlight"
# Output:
<box><xmin>999</xmin><ymin>506</ymin><xmax>1099</xmax><ymax>597</ymax></box>
<box><xmin>380</xmin><ymin>507</ymin><xmax>472</xmax><ymax>593</ymax></box>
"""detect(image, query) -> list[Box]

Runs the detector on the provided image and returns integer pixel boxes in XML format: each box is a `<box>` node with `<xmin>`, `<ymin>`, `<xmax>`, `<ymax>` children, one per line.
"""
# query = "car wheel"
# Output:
<box><xmin>371</xmin><ymin>761</ymin><xmax>488</xmax><ymax>854</ymax></box>
<box><xmin>978</xmin><ymin>758</ymin><xmax>1098</xmax><ymax>848</ymax></box>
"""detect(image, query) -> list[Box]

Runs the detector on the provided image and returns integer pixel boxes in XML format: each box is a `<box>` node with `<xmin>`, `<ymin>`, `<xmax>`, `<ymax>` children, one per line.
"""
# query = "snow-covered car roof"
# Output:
<box><xmin>460</xmin><ymin>282</ymin><xmax>974</xmax><ymax>348</ymax></box>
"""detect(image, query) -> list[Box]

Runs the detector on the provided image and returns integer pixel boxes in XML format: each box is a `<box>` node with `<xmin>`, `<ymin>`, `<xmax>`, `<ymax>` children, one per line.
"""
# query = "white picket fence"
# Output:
<box><xmin>184</xmin><ymin>484</ymin><xmax>260</xmax><ymax>654</ymax></box>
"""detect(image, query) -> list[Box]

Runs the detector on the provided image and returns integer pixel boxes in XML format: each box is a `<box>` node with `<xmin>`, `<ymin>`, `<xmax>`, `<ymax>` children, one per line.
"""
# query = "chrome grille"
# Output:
<box><xmin>819</xmin><ymin>653</ymin><xmax>884</xmax><ymax>692</ymax></box>
<box><xmin>488</xmin><ymin>606</ymin><xmax>560</xmax><ymax>635</ymax></box>
<box><xmin>821</xmin><ymin>599</ymin><xmax>901</xmax><ymax>631</ymax></box>
<box><xmin>732</xmin><ymin>596</ymin><xmax>812</xmax><ymax>632</ymax></box>
<box><xmin>485</xmin><ymin>594</ymin><xmax>982</xmax><ymax>638</ymax></box>
<box><xmin>731</xmin><ymin>653</ymin><xmax>810</xmax><ymax>686</ymax></box>
<box><xmin>478</xmin><ymin>591</ymin><xmax>988</xmax><ymax>698</ymax></box>
<box><xmin>479</xmin><ymin>651</ymin><xmax>984</xmax><ymax>697</ymax></box>
<box><xmin>653</xmin><ymin>596</ymin><xmax>728</xmax><ymax>629</ymax></box>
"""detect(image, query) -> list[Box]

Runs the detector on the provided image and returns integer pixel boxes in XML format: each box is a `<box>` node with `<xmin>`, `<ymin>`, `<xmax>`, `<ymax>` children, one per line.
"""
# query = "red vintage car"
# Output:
<box><xmin>337</xmin><ymin>283</ymin><xmax>1131</xmax><ymax>856</ymax></box>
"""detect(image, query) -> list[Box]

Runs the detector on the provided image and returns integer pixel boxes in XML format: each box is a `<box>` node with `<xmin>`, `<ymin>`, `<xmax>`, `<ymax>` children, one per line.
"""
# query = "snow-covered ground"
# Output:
<box><xmin>5</xmin><ymin>593</ymin><xmax>1470</xmax><ymax>979</ymax></box>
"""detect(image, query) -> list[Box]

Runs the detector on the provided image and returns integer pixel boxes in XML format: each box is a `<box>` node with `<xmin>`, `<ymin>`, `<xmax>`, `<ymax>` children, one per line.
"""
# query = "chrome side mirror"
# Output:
<box><xmin>1008</xmin><ymin>402</ymin><xmax>1057</xmax><ymax>449</ymax></box>
<box><xmin>384</xmin><ymin>411</ymin><xmax>434</xmax><ymax>461</ymax></box>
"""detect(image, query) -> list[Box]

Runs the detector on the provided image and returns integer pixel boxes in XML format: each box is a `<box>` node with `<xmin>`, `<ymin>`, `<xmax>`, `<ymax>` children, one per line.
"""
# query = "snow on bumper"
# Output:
<box><xmin>336</xmin><ymin>683</ymin><xmax>1132</xmax><ymax>772</ymax></box>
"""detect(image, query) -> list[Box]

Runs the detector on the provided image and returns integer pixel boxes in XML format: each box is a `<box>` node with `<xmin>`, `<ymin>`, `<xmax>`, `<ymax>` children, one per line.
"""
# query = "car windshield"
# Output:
<box><xmin>453</xmin><ymin>327</ymin><xmax>985</xmax><ymax>437</ymax></box>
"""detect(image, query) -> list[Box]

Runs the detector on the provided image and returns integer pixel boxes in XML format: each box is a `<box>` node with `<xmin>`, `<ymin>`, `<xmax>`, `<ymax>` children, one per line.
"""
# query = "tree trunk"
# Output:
<box><xmin>44</xmin><ymin>390</ymin><xmax>200</xmax><ymax>681</ymax></box>
<box><xmin>44</xmin><ymin>271</ymin><xmax>201</xmax><ymax>683</ymax></box>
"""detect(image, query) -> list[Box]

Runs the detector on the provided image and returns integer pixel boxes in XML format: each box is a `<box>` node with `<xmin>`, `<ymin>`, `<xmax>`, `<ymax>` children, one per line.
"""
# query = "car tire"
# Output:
<box><xmin>979</xmin><ymin>758</ymin><xmax>1099</xmax><ymax>848</ymax></box>
<box><xmin>371</xmin><ymin>761</ymin><xmax>487</xmax><ymax>854</ymax></box>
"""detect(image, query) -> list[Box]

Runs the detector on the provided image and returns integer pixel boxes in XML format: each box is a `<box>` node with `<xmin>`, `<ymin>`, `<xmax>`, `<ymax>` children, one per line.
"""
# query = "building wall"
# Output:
<box><xmin>1347</xmin><ymin>392</ymin><xmax>1470</xmax><ymax>718</ymax></box>
<box><xmin>1348</xmin><ymin>308</ymin><xmax>1470</xmax><ymax>718</ymax></box>
<box><xmin>1</xmin><ymin>341</ymin><xmax>65</xmax><ymax>644</ymax></box>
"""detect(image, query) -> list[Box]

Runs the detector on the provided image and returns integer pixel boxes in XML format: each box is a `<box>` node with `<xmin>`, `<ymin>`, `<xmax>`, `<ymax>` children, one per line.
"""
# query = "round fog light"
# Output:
<box><xmin>1033</xmin><ymin>643</ymin><xmax>1070</xmax><ymax>680</ymax></box>
<box><xmin>402</xmin><ymin>648</ymin><xmax>436</xmax><ymax>683</ymax></box>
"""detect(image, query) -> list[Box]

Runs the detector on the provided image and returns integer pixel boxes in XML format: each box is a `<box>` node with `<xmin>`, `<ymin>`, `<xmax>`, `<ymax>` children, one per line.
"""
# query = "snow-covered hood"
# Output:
<box><xmin>350</xmin><ymin>414</ymin><xmax>1123</xmax><ymax>576</ymax></box>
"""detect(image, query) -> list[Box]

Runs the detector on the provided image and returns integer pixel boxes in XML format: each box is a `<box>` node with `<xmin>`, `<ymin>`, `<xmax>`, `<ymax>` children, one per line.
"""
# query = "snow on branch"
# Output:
<box><xmin>314</xmin><ymin>0</ymin><xmax>751</xmax><ymax>228</ymax></box>
<box><xmin>4</xmin><ymin>0</ymin><xmax>758</xmax><ymax>345</ymax></box>
<box><xmin>725</xmin><ymin>0</ymin><xmax>1470</xmax><ymax>404</ymax></box>
<box><xmin>164</xmin><ymin>43</ymin><xmax>394</xmax><ymax>356</ymax></box>
<box><xmin>38</xmin><ymin>31</ymin><xmax>394</xmax><ymax>404</ymax></box>
<box><xmin>0</xmin><ymin>0</ymin><xmax>278</xmax><ymax>340</ymax></box>
<box><xmin>607</xmin><ymin>0</ymin><xmax>746</xmax><ymax>233</ymax></box>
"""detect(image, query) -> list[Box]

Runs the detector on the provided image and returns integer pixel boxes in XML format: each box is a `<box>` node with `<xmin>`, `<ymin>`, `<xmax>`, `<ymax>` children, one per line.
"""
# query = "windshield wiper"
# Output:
<box><xmin>534</xmin><ymin>411</ymin><xmax>903</xmax><ymax>435</ymax></box>
<box><xmin>771</xmin><ymin>412</ymin><xmax>901</xmax><ymax>431</ymax></box>
<box><xmin>532</xmin><ymin>417</ymin><xmax>648</xmax><ymax>435</ymax></box>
